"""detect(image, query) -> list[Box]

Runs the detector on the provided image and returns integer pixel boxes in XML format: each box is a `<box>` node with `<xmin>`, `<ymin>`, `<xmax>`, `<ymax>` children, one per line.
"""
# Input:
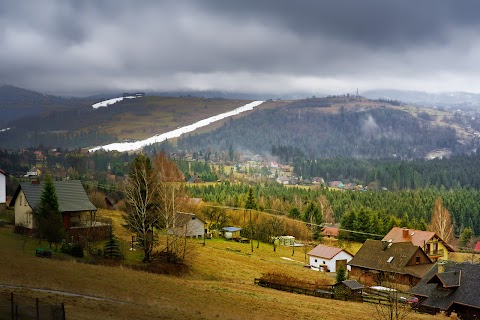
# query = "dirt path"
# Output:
<box><xmin>0</xmin><ymin>283</ymin><xmax>125</xmax><ymax>304</ymax></box>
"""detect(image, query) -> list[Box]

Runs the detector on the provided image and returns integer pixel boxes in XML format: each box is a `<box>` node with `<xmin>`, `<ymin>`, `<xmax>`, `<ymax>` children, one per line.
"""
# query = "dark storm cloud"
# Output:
<box><xmin>1</xmin><ymin>1</ymin><xmax>480</xmax><ymax>95</ymax></box>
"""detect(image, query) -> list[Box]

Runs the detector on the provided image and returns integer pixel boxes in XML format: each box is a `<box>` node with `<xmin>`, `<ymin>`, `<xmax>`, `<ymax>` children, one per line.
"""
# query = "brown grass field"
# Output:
<box><xmin>0</xmin><ymin>213</ymin><xmax>452</xmax><ymax>320</ymax></box>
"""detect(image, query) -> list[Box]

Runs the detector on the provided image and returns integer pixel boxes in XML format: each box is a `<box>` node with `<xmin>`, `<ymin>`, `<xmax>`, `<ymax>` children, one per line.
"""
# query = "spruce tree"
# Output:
<box><xmin>104</xmin><ymin>226</ymin><xmax>123</xmax><ymax>259</ymax></box>
<box><xmin>36</xmin><ymin>175</ymin><xmax>64</xmax><ymax>248</ymax></box>
<box><xmin>336</xmin><ymin>266</ymin><xmax>347</xmax><ymax>283</ymax></box>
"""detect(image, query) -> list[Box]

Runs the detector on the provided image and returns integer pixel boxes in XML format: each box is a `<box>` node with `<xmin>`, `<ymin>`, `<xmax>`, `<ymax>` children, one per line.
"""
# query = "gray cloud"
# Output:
<box><xmin>1</xmin><ymin>1</ymin><xmax>480</xmax><ymax>96</ymax></box>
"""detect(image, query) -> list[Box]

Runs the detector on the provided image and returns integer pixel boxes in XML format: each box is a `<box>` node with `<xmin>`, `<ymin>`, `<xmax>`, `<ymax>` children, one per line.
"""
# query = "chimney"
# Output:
<box><xmin>437</xmin><ymin>260</ymin><xmax>446</xmax><ymax>274</ymax></box>
<box><xmin>381</xmin><ymin>240</ymin><xmax>388</xmax><ymax>251</ymax></box>
<box><xmin>402</xmin><ymin>228</ymin><xmax>409</xmax><ymax>238</ymax></box>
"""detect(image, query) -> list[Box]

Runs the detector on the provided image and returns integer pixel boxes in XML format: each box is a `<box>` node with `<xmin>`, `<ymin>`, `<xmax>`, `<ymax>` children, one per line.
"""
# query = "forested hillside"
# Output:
<box><xmin>186</xmin><ymin>182</ymin><xmax>480</xmax><ymax>236</ymax></box>
<box><xmin>177</xmin><ymin>97</ymin><xmax>459</xmax><ymax>159</ymax></box>
<box><xmin>294</xmin><ymin>153</ymin><xmax>480</xmax><ymax>190</ymax></box>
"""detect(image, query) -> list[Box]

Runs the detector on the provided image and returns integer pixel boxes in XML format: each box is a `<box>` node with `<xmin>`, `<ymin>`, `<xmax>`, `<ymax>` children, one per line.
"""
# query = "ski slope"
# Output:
<box><xmin>92</xmin><ymin>96</ymin><xmax>137</xmax><ymax>109</ymax></box>
<box><xmin>89</xmin><ymin>100</ymin><xmax>265</xmax><ymax>152</ymax></box>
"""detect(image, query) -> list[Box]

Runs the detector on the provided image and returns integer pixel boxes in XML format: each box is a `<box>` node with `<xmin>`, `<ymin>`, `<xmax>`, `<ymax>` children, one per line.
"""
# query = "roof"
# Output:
<box><xmin>474</xmin><ymin>241</ymin><xmax>480</xmax><ymax>252</ymax></box>
<box><xmin>12</xmin><ymin>180</ymin><xmax>96</xmax><ymax>213</ymax></box>
<box><xmin>0</xmin><ymin>168</ymin><xmax>6</xmax><ymax>176</ymax></box>
<box><xmin>348</xmin><ymin>240</ymin><xmax>433</xmax><ymax>278</ymax></box>
<box><xmin>174</xmin><ymin>212</ymin><xmax>205</xmax><ymax>227</ymax></box>
<box><xmin>427</xmin><ymin>271</ymin><xmax>461</xmax><ymax>288</ymax></box>
<box><xmin>322</xmin><ymin>226</ymin><xmax>339</xmax><ymax>237</ymax></box>
<box><xmin>336</xmin><ymin>280</ymin><xmax>364</xmax><ymax>290</ymax></box>
<box><xmin>222</xmin><ymin>226</ymin><xmax>242</xmax><ymax>232</ymax></box>
<box><xmin>382</xmin><ymin>227</ymin><xmax>454</xmax><ymax>252</ymax></box>
<box><xmin>409</xmin><ymin>261</ymin><xmax>480</xmax><ymax>311</ymax></box>
<box><xmin>307</xmin><ymin>244</ymin><xmax>347</xmax><ymax>260</ymax></box>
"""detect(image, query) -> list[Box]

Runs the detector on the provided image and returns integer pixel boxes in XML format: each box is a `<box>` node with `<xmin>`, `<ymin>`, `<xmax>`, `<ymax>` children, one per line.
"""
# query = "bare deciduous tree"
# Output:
<box><xmin>374</xmin><ymin>273</ymin><xmax>411</xmax><ymax>320</ymax></box>
<box><xmin>428</xmin><ymin>198</ymin><xmax>454</xmax><ymax>245</ymax></box>
<box><xmin>123</xmin><ymin>154</ymin><xmax>158</xmax><ymax>262</ymax></box>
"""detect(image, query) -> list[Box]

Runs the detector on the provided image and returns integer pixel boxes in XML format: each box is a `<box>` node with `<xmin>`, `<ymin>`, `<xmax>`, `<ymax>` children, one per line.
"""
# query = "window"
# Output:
<box><xmin>323</xmin><ymin>261</ymin><xmax>326</xmax><ymax>264</ymax></box>
<box><xmin>315</xmin><ymin>259</ymin><xmax>317</xmax><ymax>263</ymax></box>
<box><xmin>387</xmin><ymin>256</ymin><xmax>394</xmax><ymax>263</ymax></box>
<box><xmin>19</xmin><ymin>195</ymin><xmax>22</xmax><ymax>206</ymax></box>
<box><xmin>416</xmin><ymin>256</ymin><xmax>420</xmax><ymax>264</ymax></box>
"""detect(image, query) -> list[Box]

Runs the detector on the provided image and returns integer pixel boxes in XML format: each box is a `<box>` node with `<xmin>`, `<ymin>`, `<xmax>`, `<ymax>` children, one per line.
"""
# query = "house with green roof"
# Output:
<box><xmin>11</xmin><ymin>180</ymin><xmax>103</xmax><ymax>236</ymax></box>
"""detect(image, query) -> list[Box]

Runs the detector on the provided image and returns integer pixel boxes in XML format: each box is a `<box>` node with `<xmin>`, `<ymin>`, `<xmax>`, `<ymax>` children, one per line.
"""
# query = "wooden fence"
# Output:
<box><xmin>254</xmin><ymin>279</ymin><xmax>400</xmax><ymax>305</ymax></box>
<box><xmin>0</xmin><ymin>291</ymin><xmax>65</xmax><ymax>320</ymax></box>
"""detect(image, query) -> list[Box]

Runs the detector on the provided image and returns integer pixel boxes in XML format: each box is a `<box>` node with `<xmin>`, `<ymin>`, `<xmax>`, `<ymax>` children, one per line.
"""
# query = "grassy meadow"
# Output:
<box><xmin>0</xmin><ymin>213</ymin><xmax>452</xmax><ymax>320</ymax></box>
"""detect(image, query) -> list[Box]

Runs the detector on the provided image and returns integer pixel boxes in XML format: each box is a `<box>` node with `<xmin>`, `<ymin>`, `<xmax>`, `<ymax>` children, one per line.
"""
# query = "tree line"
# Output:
<box><xmin>293</xmin><ymin>152</ymin><xmax>480</xmax><ymax>190</ymax></box>
<box><xmin>186</xmin><ymin>182</ymin><xmax>480</xmax><ymax>236</ymax></box>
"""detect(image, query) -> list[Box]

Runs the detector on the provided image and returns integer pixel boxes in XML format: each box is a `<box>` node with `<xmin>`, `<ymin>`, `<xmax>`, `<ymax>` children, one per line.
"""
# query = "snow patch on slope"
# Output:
<box><xmin>89</xmin><ymin>100</ymin><xmax>265</xmax><ymax>152</ymax></box>
<box><xmin>92</xmin><ymin>96</ymin><xmax>136</xmax><ymax>109</ymax></box>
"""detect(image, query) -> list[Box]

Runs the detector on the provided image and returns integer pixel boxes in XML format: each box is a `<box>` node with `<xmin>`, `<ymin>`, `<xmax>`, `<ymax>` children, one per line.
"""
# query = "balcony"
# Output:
<box><xmin>426</xmin><ymin>249</ymin><xmax>444</xmax><ymax>257</ymax></box>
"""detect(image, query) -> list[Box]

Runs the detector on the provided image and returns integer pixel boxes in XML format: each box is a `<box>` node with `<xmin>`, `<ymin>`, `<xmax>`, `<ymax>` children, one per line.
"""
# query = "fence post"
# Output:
<box><xmin>62</xmin><ymin>302</ymin><xmax>66</xmax><ymax>320</ymax></box>
<box><xmin>10</xmin><ymin>292</ymin><xmax>14</xmax><ymax>320</ymax></box>
<box><xmin>36</xmin><ymin>298</ymin><xmax>39</xmax><ymax>320</ymax></box>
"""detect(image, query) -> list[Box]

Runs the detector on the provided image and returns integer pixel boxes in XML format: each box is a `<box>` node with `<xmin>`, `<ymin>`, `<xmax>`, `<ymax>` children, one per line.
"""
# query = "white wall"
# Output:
<box><xmin>0</xmin><ymin>172</ymin><xmax>5</xmax><ymax>204</ymax></box>
<box><xmin>308</xmin><ymin>251</ymin><xmax>353</xmax><ymax>273</ymax></box>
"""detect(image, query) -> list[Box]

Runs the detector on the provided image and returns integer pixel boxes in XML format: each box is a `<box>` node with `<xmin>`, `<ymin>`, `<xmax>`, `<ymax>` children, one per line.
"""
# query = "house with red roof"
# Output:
<box><xmin>307</xmin><ymin>244</ymin><xmax>353</xmax><ymax>273</ymax></box>
<box><xmin>382</xmin><ymin>227</ymin><xmax>454</xmax><ymax>262</ymax></box>
<box><xmin>322</xmin><ymin>226</ymin><xmax>339</xmax><ymax>238</ymax></box>
<box><xmin>474</xmin><ymin>241</ymin><xmax>480</xmax><ymax>253</ymax></box>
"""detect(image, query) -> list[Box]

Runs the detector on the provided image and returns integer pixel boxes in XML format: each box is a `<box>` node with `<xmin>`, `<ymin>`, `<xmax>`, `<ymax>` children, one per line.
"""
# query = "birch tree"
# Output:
<box><xmin>123</xmin><ymin>154</ymin><xmax>158</xmax><ymax>262</ymax></box>
<box><xmin>428</xmin><ymin>198</ymin><xmax>454</xmax><ymax>245</ymax></box>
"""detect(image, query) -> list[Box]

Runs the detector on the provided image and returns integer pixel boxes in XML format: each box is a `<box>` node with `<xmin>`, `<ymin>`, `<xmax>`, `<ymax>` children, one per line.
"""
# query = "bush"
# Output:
<box><xmin>61</xmin><ymin>243</ymin><xmax>84</xmax><ymax>258</ymax></box>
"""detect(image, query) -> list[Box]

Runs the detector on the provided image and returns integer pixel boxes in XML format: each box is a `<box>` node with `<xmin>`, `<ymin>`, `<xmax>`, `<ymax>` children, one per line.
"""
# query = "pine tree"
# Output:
<box><xmin>104</xmin><ymin>226</ymin><xmax>123</xmax><ymax>259</ymax></box>
<box><xmin>36</xmin><ymin>175</ymin><xmax>64</xmax><ymax>248</ymax></box>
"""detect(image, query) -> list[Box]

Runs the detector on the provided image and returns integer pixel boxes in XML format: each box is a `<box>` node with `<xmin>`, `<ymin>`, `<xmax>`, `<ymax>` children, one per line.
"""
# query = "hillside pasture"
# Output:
<box><xmin>0</xmin><ymin>222</ymin><xmax>450</xmax><ymax>320</ymax></box>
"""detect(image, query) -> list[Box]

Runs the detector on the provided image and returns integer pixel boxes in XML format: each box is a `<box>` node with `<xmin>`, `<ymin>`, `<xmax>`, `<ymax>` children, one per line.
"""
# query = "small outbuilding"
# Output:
<box><xmin>222</xmin><ymin>226</ymin><xmax>242</xmax><ymax>239</ymax></box>
<box><xmin>277</xmin><ymin>235</ymin><xmax>295</xmax><ymax>246</ymax></box>
<box><xmin>307</xmin><ymin>244</ymin><xmax>353</xmax><ymax>273</ymax></box>
<box><xmin>333</xmin><ymin>280</ymin><xmax>364</xmax><ymax>301</ymax></box>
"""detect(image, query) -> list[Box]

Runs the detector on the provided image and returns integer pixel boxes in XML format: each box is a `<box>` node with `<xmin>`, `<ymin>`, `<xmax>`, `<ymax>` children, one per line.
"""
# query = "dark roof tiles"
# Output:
<box><xmin>14</xmin><ymin>180</ymin><xmax>96</xmax><ymax>213</ymax></box>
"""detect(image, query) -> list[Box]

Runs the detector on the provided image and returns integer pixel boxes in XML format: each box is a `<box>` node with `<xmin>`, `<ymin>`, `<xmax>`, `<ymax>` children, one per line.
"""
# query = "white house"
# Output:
<box><xmin>168</xmin><ymin>212</ymin><xmax>206</xmax><ymax>239</ymax></box>
<box><xmin>0</xmin><ymin>169</ymin><xmax>6</xmax><ymax>214</ymax></box>
<box><xmin>307</xmin><ymin>244</ymin><xmax>354</xmax><ymax>273</ymax></box>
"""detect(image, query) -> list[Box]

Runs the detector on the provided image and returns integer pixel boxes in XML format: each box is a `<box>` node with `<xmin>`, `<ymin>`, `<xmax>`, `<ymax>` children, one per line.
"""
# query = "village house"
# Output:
<box><xmin>0</xmin><ymin>169</ymin><xmax>6</xmax><ymax>214</ymax></box>
<box><xmin>322</xmin><ymin>226</ymin><xmax>339</xmax><ymax>238</ymax></box>
<box><xmin>307</xmin><ymin>244</ymin><xmax>353</xmax><ymax>273</ymax></box>
<box><xmin>312</xmin><ymin>177</ymin><xmax>325</xmax><ymax>185</ymax></box>
<box><xmin>329</xmin><ymin>181</ymin><xmax>344</xmax><ymax>189</ymax></box>
<box><xmin>348</xmin><ymin>239</ymin><xmax>433</xmax><ymax>287</ymax></box>
<box><xmin>276</xmin><ymin>175</ymin><xmax>289</xmax><ymax>185</ymax></box>
<box><xmin>168</xmin><ymin>212</ymin><xmax>206</xmax><ymax>239</ymax></box>
<box><xmin>409</xmin><ymin>261</ymin><xmax>480</xmax><ymax>319</ymax></box>
<box><xmin>11</xmin><ymin>180</ymin><xmax>106</xmax><ymax>240</ymax></box>
<box><xmin>382</xmin><ymin>227</ymin><xmax>454</xmax><ymax>261</ymax></box>
<box><xmin>474</xmin><ymin>241</ymin><xmax>480</xmax><ymax>253</ymax></box>
<box><xmin>25</xmin><ymin>166</ymin><xmax>42</xmax><ymax>177</ymax></box>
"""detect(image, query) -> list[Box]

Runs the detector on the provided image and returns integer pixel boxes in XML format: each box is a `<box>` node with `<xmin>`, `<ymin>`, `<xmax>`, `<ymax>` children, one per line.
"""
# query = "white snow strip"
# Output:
<box><xmin>89</xmin><ymin>100</ymin><xmax>265</xmax><ymax>152</ymax></box>
<box><xmin>0</xmin><ymin>127</ymin><xmax>10</xmax><ymax>132</ymax></box>
<box><xmin>92</xmin><ymin>96</ymin><xmax>136</xmax><ymax>109</ymax></box>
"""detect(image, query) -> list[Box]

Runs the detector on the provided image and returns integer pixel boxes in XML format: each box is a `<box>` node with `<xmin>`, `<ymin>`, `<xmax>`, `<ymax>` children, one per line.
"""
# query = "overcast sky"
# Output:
<box><xmin>1</xmin><ymin>1</ymin><xmax>480</xmax><ymax>96</ymax></box>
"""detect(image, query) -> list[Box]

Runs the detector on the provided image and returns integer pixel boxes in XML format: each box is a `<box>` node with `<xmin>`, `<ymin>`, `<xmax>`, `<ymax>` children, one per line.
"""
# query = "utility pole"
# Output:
<box><xmin>250</xmin><ymin>209</ymin><xmax>253</xmax><ymax>253</ymax></box>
